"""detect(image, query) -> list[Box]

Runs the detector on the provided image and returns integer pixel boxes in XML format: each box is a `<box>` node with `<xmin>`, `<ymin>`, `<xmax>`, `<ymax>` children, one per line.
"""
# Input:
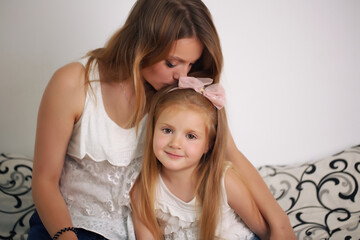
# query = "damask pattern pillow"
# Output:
<box><xmin>258</xmin><ymin>145</ymin><xmax>360</xmax><ymax>240</ymax></box>
<box><xmin>0</xmin><ymin>153</ymin><xmax>35</xmax><ymax>240</ymax></box>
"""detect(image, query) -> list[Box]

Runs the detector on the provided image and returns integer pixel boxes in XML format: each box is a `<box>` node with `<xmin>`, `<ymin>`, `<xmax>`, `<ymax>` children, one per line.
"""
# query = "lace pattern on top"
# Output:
<box><xmin>163</xmin><ymin>228</ymin><xmax>198</xmax><ymax>240</ymax></box>
<box><xmin>60</xmin><ymin>155</ymin><xmax>141</xmax><ymax>239</ymax></box>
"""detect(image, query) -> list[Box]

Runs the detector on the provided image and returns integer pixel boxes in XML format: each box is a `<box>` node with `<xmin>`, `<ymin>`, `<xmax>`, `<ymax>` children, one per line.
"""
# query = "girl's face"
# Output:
<box><xmin>141</xmin><ymin>37</ymin><xmax>203</xmax><ymax>90</ymax></box>
<box><xmin>153</xmin><ymin>106</ymin><xmax>209</xmax><ymax>175</ymax></box>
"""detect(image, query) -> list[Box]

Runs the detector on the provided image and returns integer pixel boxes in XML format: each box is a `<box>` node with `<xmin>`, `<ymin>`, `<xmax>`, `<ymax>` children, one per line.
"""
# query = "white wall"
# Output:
<box><xmin>1</xmin><ymin>0</ymin><xmax>359</xmax><ymax>166</ymax></box>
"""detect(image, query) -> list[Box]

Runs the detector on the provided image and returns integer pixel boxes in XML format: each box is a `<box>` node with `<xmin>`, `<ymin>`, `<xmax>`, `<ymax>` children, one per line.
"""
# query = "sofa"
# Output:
<box><xmin>1</xmin><ymin>145</ymin><xmax>359</xmax><ymax>240</ymax></box>
<box><xmin>259</xmin><ymin>144</ymin><xmax>360</xmax><ymax>239</ymax></box>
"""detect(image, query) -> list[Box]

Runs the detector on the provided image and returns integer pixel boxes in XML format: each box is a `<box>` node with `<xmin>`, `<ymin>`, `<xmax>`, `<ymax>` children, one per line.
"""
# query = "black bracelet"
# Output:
<box><xmin>52</xmin><ymin>227</ymin><xmax>77</xmax><ymax>240</ymax></box>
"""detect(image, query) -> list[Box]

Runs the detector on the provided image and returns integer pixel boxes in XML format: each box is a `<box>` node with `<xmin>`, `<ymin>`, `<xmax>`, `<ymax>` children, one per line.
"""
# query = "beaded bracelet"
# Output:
<box><xmin>52</xmin><ymin>227</ymin><xmax>77</xmax><ymax>240</ymax></box>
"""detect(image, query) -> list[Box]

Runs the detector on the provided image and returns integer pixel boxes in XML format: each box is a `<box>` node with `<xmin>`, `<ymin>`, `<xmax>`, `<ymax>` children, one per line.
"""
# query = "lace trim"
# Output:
<box><xmin>163</xmin><ymin>227</ymin><xmax>198</xmax><ymax>240</ymax></box>
<box><xmin>67</xmin><ymin>145</ymin><xmax>144</xmax><ymax>168</ymax></box>
<box><xmin>156</xmin><ymin>209</ymin><xmax>197</xmax><ymax>235</ymax></box>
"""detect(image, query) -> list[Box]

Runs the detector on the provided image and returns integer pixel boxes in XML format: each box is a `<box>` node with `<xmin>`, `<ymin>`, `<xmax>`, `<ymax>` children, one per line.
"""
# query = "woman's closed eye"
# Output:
<box><xmin>165</xmin><ymin>60</ymin><xmax>176</xmax><ymax>68</ymax></box>
<box><xmin>166</xmin><ymin>59</ymin><xmax>195</xmax><ymax>69</ymax></box>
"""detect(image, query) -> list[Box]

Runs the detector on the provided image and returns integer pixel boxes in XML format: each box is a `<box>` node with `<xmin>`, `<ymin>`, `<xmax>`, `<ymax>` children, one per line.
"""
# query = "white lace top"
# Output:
<box><xmin>59</xmin><ymin>58</ymin><xmax>147</xmax><ymax>240</ymax></box>
<box><xmin>155</xmin><ymin>168</ymin><xmax>256</xmax><ymax>240</ymax></box>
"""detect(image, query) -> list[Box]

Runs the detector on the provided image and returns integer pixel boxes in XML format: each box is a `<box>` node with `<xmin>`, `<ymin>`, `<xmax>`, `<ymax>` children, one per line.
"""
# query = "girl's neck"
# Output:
<box><xmin>160</xmin><ymin>169</ymin><xmax>197</xmax><ymax>203</ymax></box>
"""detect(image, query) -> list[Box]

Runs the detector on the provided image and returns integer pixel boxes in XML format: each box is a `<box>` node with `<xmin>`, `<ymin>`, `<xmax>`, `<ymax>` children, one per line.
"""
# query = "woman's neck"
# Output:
<box><xmin>100</xmin><ymin>75</ymin><xmax>136</xmax><ymax>128</ymax></box>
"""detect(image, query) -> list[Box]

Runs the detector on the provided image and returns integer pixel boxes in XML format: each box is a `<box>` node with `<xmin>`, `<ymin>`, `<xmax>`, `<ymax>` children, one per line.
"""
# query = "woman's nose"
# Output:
<box><xmin>173</xmin><ymin>66</ymin><xmax>189</xmax><ymax>80</ymax></box>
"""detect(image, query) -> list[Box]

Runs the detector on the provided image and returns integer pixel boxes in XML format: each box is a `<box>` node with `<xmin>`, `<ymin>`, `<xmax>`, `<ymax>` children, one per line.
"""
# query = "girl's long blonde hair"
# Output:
<box><xmin>131</xmin><ymin>87</ymin><xmax>228</xmax><ymax>239</ymax></box>
<box><xmin>84</xmin><ymin>0</ymin><xmax>223</xmax><ymax>130</ymax></box>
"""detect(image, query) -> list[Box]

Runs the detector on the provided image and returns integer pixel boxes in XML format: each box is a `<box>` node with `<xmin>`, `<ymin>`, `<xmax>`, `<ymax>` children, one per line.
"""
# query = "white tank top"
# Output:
<box><xmin>155</xmin><ymin>166</ymin><xmax>256</xmax><ymax>240</ymax></box>
<box><xmin>59</xmin><ymin>58</ymin><xmax>147</xmax><ymax>239</ymax></box>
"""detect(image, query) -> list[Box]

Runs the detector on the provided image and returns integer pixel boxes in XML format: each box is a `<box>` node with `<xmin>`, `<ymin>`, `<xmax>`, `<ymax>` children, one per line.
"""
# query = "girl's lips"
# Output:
<box><xmin>165</xmin><ymin>151</ymin><xmax>183</xmax><ymax>159</ymax></box>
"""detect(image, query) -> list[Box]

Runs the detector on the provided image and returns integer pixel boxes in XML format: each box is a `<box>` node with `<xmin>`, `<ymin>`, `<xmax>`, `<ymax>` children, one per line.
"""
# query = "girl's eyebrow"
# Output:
<box><xmin>158</xmin><ymin>122</ymin><xmax>203</xmax><ymax>135</ymax></box>
<box><xmin>158</xmin><ymin>122</ymin><xmax>174</xmax><ymax>128</ymax></box>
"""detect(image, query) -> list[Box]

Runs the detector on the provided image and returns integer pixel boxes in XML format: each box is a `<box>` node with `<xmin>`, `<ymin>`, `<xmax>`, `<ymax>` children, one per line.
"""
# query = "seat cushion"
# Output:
<box><xmin>258</xmin><ymin>144</ymin><xmax>360</xmax><ymax>239</ymax></box>
<box><xmin>0</xmin><ymin>153</ymin><xmax>35</xmax><ymax>240</ymax></box>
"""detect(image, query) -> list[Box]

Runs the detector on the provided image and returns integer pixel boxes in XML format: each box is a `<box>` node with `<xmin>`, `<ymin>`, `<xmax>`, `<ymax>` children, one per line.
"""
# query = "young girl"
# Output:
<box><xmin>30</xmin><ymin>0</ymin><xmax>294</xmax><ymax>239</ymax></box>
<box><xmin>131</xmin><ymin>77</ymin><xmax>270</xmax><ymax>240</ymax></box>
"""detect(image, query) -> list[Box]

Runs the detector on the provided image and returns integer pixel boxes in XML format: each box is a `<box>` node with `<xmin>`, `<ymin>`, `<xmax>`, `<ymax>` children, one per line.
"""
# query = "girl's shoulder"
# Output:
<box><xmin>223</xmin><ymin>162</ymin><xmax>247</xmax><ymax>203</ymax></box>
<box><xmin>224</xmin><ymin>164</ymin><xmax>239</xmax><ymax>189</ymax></box>
<box><xmin>223</xmin><ymin>161</ymin><xmax>238</xmax><ymax>183</ymax></box>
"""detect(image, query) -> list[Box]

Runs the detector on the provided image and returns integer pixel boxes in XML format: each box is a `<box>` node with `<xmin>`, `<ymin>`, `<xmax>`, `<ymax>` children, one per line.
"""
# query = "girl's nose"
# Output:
<box><xmin>169</xmin><ymin>135</ymin><xmax>182</xmax><ymax>149</ymax></box>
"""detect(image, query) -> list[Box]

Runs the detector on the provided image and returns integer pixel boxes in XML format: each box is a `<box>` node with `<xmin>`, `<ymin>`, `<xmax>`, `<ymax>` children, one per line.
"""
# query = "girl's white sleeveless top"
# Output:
<box><xmin>59</xmin><ymin>58</ymin><xmax>147</xmax><ymax>240</ymax></box>
<box><xmin>155</xmin><ymin>167</ymin><xmax>256</xmax><ymax>240</ymax></box>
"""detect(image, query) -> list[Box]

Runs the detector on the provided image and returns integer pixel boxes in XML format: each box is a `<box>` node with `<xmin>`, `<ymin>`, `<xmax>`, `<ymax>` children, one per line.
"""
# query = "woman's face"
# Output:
<box><xmin>141</xmin><ymin>37</ymin><xmax>203</xmax><ymax>90</ymax></box>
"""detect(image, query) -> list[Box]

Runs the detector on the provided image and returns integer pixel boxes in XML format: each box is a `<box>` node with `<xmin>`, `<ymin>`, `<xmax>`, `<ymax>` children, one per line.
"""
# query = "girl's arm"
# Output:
<box><xmin>131</xmin><ymin>210</ymin><xmax>156</xmax><ymax>240</ymax></box>
<box><xmin>31</xmin><ymin>62</ymin><xmax>86</xmax><ymax>240</ymax></box>
<box><xmin>225</xmin><ymin>168</ymin><xmax>270</xmax><ymax>240</ymax></box>
<box><xmin>226</xmin><ymin>131</ymin><xmax>296</xmax><ymax>240</ymax></box>
<box><xmin>130</xmin><ymin>185</ymin><xmax>155</xmax><ymax>240</ymax></box>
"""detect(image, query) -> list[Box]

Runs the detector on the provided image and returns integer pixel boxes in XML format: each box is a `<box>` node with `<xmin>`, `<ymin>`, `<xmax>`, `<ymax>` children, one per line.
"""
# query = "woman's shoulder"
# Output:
<box><xmin>47</xmin><ymin>62</ymin><xmax>88</xmax><ymax>101</ymax></box>
<box><xmin>51</xmin><ymin>62</ymin><xmax>87</xmax><ymax>88</ymax></box>
<box><xmin>42</xmin><ymin>62</ymin><xmax>88</xmax><ymax>121</ymax></box>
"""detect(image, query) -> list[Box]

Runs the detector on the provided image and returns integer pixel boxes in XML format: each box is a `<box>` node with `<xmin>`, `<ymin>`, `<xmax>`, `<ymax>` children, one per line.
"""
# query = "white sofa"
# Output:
<box><xmin>1</xmin><ymin>145</ymin><xmax>359</xmax><ymax>240</ymax></box>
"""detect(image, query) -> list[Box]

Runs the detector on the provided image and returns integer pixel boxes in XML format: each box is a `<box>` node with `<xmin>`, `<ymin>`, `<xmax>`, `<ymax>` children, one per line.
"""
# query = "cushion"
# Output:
<box><xmin>0</xmin><ymin>153</ymin><xmax>35</xmax><ymax>240</ymax></box>
<box><xmin>258</xmin><ymin>144</ymin><xmax>360</xmax><ymax>240</ymax></box>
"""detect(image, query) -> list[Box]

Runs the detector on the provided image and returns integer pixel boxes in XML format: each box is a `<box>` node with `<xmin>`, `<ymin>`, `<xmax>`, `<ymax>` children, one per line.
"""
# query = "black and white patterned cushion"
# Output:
<box><xmin>259</xmin><ymin>145</ymin><xmax>360</xmax><ymax>240</ymax></box>
<box><xmin>1</xmin><ymin>146</ymin><xmax>359</xmax><ymax>240</ymax></box>
<box><xmin>0</xmin><ymin>153</ymin><xmax>35</xmax><ymax>240</ymax></box>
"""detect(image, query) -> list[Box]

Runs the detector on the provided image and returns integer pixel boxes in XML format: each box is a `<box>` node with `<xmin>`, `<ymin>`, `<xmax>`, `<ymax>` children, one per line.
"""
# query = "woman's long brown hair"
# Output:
<box><xmin>84</xmin><ymin>0</ymin><xmax>223</xmax><ymax>131</ymax></box>
<box><xmin>131</xmin><ymin>87</ymin><xmax>228</xmax><ymax>239</ymax></box>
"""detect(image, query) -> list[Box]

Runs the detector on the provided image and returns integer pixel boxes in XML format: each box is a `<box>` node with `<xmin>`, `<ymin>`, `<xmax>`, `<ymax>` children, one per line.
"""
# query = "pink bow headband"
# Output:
<box><xmin>175</xmin><ymin>76</ymin><xmax>226</xmax><ymax>109</ymax></box>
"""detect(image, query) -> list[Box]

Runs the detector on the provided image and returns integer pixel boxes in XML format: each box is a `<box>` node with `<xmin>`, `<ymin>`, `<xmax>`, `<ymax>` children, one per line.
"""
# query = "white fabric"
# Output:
<box><xmin>155</xmin><ymin>168</ymin><xmax>256</xmax><ymax>240</ymax></box>
<box><xmin>59</xmin><ymin>58</ymin><xmax>147</xmax><ymax>240</ymax></box>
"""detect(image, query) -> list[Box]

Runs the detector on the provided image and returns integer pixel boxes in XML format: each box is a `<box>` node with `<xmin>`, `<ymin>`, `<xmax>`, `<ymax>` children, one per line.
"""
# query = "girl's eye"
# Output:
<box><xmin>165</xmin><ymin>60</ymin><xmax>176</xmax><ymax>68</ymax></box>
<box><xmin>186</xmin><ymin>133</ymin><xmax>197</xmax><ymax>140</ymax></box>
<box><xmin>162</xmin><ymin>128</ymin><xmax>172</xmax><ymax>134</ymax></box>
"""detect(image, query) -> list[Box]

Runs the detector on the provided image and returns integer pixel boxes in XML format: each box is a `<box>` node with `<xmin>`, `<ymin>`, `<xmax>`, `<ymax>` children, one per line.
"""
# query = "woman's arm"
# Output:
<box><xmin>31</xmin><ymin>62</ymin><xmax>86</xmax><ymax>240</ymax></box>
<box><xmin>226</xmin><ymin>131</ymin><xmax>296</xmax><ymax>240</ymax></box>
<box><xmin>225</xmin><ymin>168</ymin><xmax>270</xmax><ymax>240</ymax></box>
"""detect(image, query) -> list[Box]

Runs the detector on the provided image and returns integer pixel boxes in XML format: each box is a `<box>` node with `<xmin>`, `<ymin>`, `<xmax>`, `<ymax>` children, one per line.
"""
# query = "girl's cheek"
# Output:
<box><xmin>154</xmin><ymin>133</ymin><xmax>167</xmax><ymax>148</ymax></box>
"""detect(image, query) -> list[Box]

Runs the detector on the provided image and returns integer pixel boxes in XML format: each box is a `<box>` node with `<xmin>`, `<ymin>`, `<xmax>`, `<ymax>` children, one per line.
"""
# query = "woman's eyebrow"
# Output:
<box><xmin>168</xmin><ymin>56</ymin><xmax>196</xmax><ymax>64</ymax></box>
<box><xmin>168</xmin><ymin>56</ymin><xmax>185</xmax><ymax>62</ymax></box>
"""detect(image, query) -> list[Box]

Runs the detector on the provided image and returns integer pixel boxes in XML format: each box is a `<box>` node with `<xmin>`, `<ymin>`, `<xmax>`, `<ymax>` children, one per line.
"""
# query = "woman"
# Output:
<box><xmin>29</xmin><ymin>0</ymin><xmax>295</xmax><ymax>239</ymax></box>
